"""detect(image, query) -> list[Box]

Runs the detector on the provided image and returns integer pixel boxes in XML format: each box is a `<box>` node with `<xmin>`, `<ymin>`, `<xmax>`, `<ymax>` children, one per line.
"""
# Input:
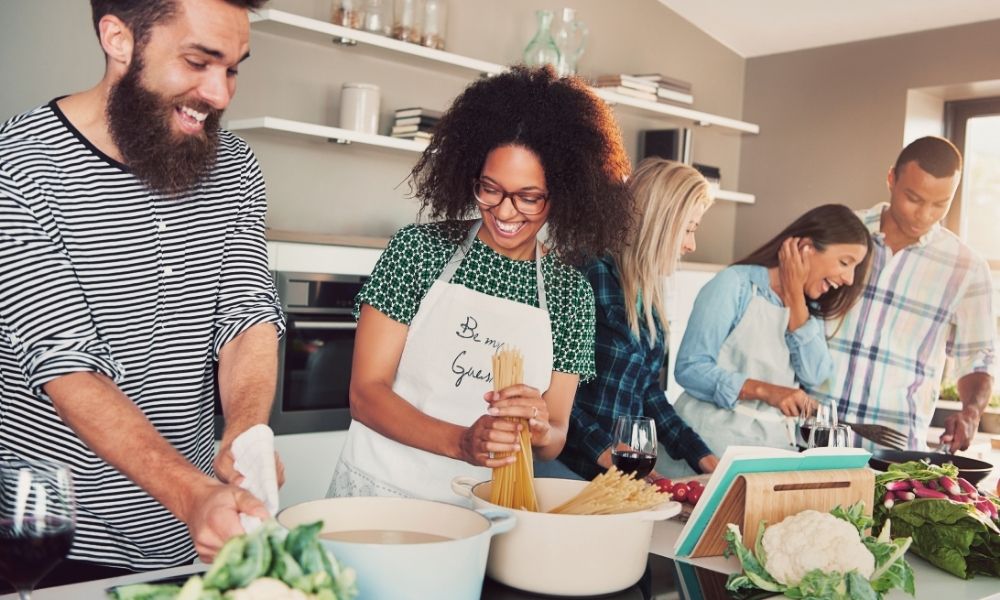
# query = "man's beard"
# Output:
<box><xmin>107</xmin><ymin>58</ymin><xmax>222</xmax><ymax>197</ymax></box>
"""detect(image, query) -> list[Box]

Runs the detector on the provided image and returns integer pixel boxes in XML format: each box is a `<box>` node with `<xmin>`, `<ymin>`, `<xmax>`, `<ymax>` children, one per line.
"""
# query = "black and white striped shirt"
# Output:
<box><xmin>0</xmin><ymin>101</ymin><xmax>285</xmax><ymax>570</ymax></box>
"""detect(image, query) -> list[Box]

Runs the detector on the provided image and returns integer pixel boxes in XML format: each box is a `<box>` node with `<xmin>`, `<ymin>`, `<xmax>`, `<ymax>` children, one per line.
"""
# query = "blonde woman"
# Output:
<box><xmin>554</xmin><ymin>158</ymin><xmax>719</xmax><ymax>480</ymax></box>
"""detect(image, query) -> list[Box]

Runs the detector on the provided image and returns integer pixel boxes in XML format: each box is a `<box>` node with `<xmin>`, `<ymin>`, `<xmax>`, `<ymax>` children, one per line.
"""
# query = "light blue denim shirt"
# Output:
<box><xmin>673</xmin><ymin>265</ymin><xmax>834</xmax><ymax>409</ymax></box>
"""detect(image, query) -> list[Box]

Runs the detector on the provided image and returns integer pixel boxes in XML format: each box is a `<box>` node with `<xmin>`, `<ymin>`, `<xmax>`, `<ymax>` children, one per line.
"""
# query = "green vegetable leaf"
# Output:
<box><xmin>785</xmin><ymin>569</ymin><xmax>849</xmax><ymax>599</ymax></box>
<box><xmin>723</xmin><ymin>523</ymin><xmax>784</xmax><ymax>593</ymax></box>
<box><xmin>831</xmin><ymin>503</ymin><xmax>874</xmax><ymax>536</ymax></box>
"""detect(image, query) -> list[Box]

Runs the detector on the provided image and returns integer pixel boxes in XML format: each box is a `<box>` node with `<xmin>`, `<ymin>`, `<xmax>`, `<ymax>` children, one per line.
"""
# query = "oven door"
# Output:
<box><xmin>272</xmin><ymin>314</ymin><xmax>356</xmax><ymax>434</ymax></box>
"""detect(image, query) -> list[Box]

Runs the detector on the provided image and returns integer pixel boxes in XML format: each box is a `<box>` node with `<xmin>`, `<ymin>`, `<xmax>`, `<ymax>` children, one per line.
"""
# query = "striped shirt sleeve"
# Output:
<box><xmin>0</xmin><ymin>164</ymin><xmax>124</xmax><ymax>394</ymax></box>
<box><xmin>948</xmin><ymin>255</ymin><xmax>996</xmax><ymax>379</ymax></box>
<box><xmin>211</xmin><ymin>146</ymin><xmax>285</xmax><ymax>359</ymax></box>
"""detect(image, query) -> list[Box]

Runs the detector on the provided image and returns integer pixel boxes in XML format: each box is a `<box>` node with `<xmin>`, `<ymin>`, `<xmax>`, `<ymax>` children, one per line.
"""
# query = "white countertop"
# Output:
<box><xmin>7</xmin><ymin>516</ymin><xmax>998</xmax><ymax>599</ymax></box>
<box><xmin>649</xmin><ymin>518</ymin><xmax>1000</xmax><ymax>600</ymax></box>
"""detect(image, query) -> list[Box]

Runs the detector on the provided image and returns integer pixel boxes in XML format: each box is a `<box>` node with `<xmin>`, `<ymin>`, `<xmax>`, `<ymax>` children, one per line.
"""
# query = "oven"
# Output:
<box><xmin>270</xmin><ymin>271</ymin><xmax>367</xmax><ymax>434</ymax></box>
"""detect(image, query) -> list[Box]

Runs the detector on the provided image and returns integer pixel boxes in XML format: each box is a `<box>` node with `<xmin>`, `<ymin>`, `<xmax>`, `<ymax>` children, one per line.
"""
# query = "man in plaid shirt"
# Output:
<box><xmin>815</xmin><ymin>137</ymin><xmax>995</xmax><ymax>451</ymax></box>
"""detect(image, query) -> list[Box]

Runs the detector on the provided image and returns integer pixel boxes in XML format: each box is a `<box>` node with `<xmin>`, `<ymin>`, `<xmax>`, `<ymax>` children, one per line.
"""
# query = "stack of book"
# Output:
<box><xmin>594</xmin><ymin>73</ymin><xmax>694</xmax><ymax>105</ymax></box>
<box><xmin>390</xmin><ymin>107</ymin><xmax>442</xmax><ymax>142</ymax></box>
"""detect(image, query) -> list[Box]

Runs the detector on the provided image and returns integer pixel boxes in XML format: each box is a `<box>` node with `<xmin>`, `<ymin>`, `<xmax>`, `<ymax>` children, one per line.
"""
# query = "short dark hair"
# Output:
<box><xmin>893</xmin><ymin>136</ymin><xmax>962</xmax><ymax>179</ymax></box>
<box><xmin>91</xmin><ymin>0</ymin><xmax>267</xmax><ymax>49</ymax></box>
<box><xmin>409</xmin><ymin>65</ymin><xmax>633</xmax><ymax>266</ymax></box>
<box><xmin>735</xmin><ymin>204</ymin><xmax>873</xmax><ymax>321</ymax></box>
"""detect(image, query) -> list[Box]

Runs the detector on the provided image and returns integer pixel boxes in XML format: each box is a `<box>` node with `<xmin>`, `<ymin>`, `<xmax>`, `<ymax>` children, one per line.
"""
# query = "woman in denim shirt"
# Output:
<box><xmin>672</xmin><ymin>204</ymin><xmax>873</xmax><ymax>466</ymax></box>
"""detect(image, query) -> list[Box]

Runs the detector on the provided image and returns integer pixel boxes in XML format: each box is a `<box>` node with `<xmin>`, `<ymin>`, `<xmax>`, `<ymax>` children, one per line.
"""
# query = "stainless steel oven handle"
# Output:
<box><xmin>291</xmin><ymin>320</ymin><xmax>358</xmax><ymax>330</ymax></box>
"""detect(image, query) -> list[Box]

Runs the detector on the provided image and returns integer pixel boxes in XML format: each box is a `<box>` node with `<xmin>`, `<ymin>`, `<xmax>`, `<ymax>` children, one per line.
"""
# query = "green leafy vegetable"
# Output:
<box><xmin>724</xmin><ymin>503</ymin><xmax>915</xmax><ymax>600</ymax></box>
<box><xmin>108</xmin><ymin>522</ymin><xmax>357</xmax><ymax>600</ymax></box>
<box><xmin>874</xmin><ymin>461</ymin><xmax>1000</xmax><ymax>579</ymax></box>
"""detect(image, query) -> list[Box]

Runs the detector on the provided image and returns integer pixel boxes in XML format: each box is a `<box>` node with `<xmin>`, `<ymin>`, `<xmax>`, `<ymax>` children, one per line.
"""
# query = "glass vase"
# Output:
<box><xmin>522</xmin><ymin>9</ymin><xmax>560</xmax><ymax>71</ymax></box>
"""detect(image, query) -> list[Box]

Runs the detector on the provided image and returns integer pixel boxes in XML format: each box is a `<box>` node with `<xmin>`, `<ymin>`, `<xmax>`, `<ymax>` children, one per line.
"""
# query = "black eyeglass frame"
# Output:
<box><xmin>472</xmin><ymin>179</ymin><xmax>549</xmax><ymax>216</ymax></box>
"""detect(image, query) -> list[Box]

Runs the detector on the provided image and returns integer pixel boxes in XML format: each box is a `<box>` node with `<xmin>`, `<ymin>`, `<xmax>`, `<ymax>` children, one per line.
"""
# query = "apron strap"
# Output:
<box><xmin>438</xmin><ymin>220</ymin><xmax>549</xmax><ymax>312</ymax></box>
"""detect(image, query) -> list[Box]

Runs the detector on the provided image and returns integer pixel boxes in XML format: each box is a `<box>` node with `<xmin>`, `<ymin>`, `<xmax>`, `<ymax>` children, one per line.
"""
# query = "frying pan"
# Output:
<box><xmin>868</xmin><ymin>449</ymin><xmax>994</xmax><ymax>486</ymax></box>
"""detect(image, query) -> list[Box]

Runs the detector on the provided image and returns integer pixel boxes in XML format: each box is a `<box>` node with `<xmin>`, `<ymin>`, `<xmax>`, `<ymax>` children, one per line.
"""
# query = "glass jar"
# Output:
<box><xmin>361</xmin><ymin>0</ymin><xmax>392</xmax><ymax>37</ymax></box>
<box><xmin>331</xmin><ymin>0</ymin><xmax>364</xmax><ymax>30</ymax></box>
<box><xmin>392</xmin><ymin>0</ymin><xmax>424</xmax><ymax>44</ymax></box>
<box><xmin>421</xmin><ymin>0</ymin><xmax>447</xmax><ymax>50</ymax></box>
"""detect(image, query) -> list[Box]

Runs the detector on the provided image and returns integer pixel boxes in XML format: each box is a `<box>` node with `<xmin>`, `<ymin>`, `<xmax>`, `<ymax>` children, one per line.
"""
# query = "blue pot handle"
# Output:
<box><xmin>476</xmin><ymin>508</ymin><xmax>516</xmax><ymax>536</ymax></box>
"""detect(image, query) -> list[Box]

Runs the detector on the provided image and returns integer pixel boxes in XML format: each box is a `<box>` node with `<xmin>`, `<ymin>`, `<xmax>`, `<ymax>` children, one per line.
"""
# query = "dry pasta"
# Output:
<box><xmin>489</xmin><ymin>348</ymin><xmax>539</xmax><ymax>512</ymax></box>
<box><xmin>547</xmin><ymin>466</ymin><xmax>670</xmax><ymax>515</ymax></box>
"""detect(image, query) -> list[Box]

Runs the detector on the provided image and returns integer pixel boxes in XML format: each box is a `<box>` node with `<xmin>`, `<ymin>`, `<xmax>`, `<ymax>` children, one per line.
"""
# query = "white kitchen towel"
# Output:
<box><xmin>232</xmin><ymin>424</ymin><xmax>280</xmax><ymax>532</ymax></box>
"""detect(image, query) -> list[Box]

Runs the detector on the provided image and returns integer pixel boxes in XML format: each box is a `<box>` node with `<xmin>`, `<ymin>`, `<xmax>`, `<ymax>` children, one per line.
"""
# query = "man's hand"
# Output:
<box><xmin>941</xmin><ymin>408</ymin><xmax>980</xmax><ymax>452</ymax></box>
<box><xmin>942</xmin><ymin>372</ymin><xmax>993</xmax><ymax>452</ymax></box>
<box><xmin>213</xmin><ymin>443</ymin><xmax>286</xmax><ymax>488</ymax></box>
<box><xmin>182</xmin><ymin>481</ymin><xmax>270</xmax><ymax>562</ymax></box>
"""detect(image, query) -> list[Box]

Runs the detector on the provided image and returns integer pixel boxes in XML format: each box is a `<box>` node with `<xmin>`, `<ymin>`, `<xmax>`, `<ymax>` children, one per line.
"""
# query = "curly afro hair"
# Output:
<box><xmin>409</xmin><ymin>65</ymin><xmax>633</xmax><ymax>266</ymax></box>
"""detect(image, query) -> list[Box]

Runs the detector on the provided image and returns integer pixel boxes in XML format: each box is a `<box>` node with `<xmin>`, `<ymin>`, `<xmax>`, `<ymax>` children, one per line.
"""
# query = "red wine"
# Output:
<box><xmin>611</xmin><ymin>451</ymin><xmax>656</xmax><ymax>479</ymax></box>
<box><xmin>0</xmin><ymin>517</ymin><xmax>74</xmax><ymax>590</ymax></box>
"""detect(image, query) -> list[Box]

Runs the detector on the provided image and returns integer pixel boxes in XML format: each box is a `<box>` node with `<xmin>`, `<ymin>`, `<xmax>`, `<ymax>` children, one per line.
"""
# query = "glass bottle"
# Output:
<box><xmin>392</xmin><ymin>0</ymin><xmax>424</xmax><ymax>44</ymax></box>
<box><xmin>361</xmin><ymin>0</ymin><xmax>392</xmax><ymax>37</ymax></box>
<box><xmin>522</xmin><ymin>10</ymin><xmax>560</xmax><ymax>71</ymax></box>
<box><xmin>551</xmin><ymin>7</ymin><xmax>588</xmax><ymax>77</ymax></box>
<box><xmin>421</xmin><ymin>0</ymin><xmax>447</xmax><ymax>50</ymax></box>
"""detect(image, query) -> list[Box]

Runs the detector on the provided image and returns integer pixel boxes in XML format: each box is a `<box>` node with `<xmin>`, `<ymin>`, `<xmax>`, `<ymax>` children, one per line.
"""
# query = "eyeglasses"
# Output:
<box><xmin>473</xmin><ymin>179</ymin><xmax>548</xmax><ymax>216</ymax></box>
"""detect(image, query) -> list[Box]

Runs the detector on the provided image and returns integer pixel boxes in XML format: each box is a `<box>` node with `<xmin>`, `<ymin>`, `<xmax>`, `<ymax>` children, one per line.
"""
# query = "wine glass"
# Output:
<box><xmin>0</xmin><ymin>459</ymin><xmax>75</xmax><ymax>599</ymax></box>
<box><xmin>610</xmin><ymin>415</ymin><xmax>657</xmax><ymax>479</ymax></box>
<box><xmin>803</xmin><ymin>404</ymin><xmax>852</xmax><ymax>448</ymax></box>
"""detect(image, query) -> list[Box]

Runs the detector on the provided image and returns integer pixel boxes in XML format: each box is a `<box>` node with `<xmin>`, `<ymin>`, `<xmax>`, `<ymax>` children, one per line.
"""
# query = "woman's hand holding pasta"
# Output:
<box><xmin>459</xmin><ymin>415</ymin><xmax>521</xmax><ymax>468</ymax></box>
<box><xmin>485</xmin><ymin>384</ymin><xmax>552</xmax><ymax>447</ymax></box>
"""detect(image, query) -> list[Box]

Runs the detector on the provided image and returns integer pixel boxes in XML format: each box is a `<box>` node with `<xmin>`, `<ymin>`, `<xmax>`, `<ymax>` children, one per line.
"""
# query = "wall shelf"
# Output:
<box><xmin>591</xmin><ymin>88</ymin><xmax>759</xmax><ymax>135</ymax></box>
<box><xmin>226</xmin><ymin>116</ymin><xmax>428</xmax><ymax>153</ymax></box>
<box><xmin>714</xmin><ymin>189</ymin><xmax>755</xmax><ymax>204</ymax></box>
<box><xmin>250</xmin><ymin>9</ymin><xmax>505</xmax><ymax>78</ymax></box>
<box><xmin>250</xmin><ymin>9</ymin><xmax>760</xmax><ymax>136</ymax></box>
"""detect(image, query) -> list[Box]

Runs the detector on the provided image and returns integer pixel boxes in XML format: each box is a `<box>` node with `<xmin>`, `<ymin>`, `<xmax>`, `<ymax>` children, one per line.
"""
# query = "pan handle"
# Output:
<box><xmin>451</xmin><ymin>475</ymin><xmax>480</xmax><ymax>499</ymax></box>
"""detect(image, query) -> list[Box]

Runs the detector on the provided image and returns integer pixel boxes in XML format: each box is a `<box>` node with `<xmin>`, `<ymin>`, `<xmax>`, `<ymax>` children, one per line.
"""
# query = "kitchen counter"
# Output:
<box><xmin>6</xmin><ymin>516</ymin><xmax>999</xmax><ymax>599</ymax></box>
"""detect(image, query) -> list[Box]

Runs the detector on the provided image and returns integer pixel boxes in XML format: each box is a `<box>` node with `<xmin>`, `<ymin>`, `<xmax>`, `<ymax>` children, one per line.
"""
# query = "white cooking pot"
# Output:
<box><xmin>451</xmin><ymin>476</ymin><xmax>680</xmax><ymax>596</ymax></box>
<box><xmin>278</xmin><ymin>496</ymin><xmax>515</xmax><ymax>600</ymax></box>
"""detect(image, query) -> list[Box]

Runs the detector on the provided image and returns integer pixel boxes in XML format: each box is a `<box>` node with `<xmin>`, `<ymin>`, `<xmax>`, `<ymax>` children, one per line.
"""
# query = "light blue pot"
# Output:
<box><xmin>278</xmin><ymin>496</ymin><xmax>515</xmax><ymax>600</ymax></box>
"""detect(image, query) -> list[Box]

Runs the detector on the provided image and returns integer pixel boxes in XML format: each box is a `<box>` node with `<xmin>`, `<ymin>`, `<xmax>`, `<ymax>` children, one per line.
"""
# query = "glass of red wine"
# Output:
<box><xmin>0</xmin><ymin>458</ymin><xmax>75</xmax><ymax>599</ymax></box>
<box><xmin>610</xmin><ymin>415</ymin><xmax>657</xmax><ymax>479</ymax></box>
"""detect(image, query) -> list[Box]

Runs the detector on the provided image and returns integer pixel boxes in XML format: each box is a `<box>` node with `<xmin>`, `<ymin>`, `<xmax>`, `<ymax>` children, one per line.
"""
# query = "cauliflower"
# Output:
<box><xmin>760</xmin><ymin>509</ymin><xmax>875</xmax><ymax>586</ymax></box>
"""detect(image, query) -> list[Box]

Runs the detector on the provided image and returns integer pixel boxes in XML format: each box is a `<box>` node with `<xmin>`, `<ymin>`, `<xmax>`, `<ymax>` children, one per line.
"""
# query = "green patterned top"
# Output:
<box><xmin>355</xmin><ymin>220</ymin><xmax>596</xmax><ymax>380</ymax></box>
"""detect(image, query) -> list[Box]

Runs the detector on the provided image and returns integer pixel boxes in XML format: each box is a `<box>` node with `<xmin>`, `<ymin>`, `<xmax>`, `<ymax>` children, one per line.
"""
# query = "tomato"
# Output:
<box><xmin>687</xmin><ymin>480</ymin><xmax>703</xmax><ymax>492</ymax></box>
<box><xmin>672</xmin><ymin>483</ymin><xmax>689</xmax><ymax>503</ymax></box>
<box><xmin>654</xmin><ymin>478</ymin><xmax>673</xmax><ymax>494</ymax></box>
<box><xmin>688</xmin><ymin>486</ymin><xmax>703</xmax><ymax>505</ymax></box>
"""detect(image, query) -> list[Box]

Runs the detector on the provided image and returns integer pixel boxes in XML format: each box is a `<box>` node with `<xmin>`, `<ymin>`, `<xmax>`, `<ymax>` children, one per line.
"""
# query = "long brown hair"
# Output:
<box><xmin>735</xmin><ymin>204</ymin><xmax>873</xmax><ymax>320</ymax></box>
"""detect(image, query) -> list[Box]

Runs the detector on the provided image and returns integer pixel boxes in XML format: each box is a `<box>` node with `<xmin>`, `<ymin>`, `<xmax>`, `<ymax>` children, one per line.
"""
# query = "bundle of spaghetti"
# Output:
<box><xmin>488</xmin><ymin>348</ymin><xmax>539</xmax><ymax>512</ymax></box>
<box><xmin>547</xmin><ymin>466</ymin><xmax>670</xmax><ymax>515</ymax></box>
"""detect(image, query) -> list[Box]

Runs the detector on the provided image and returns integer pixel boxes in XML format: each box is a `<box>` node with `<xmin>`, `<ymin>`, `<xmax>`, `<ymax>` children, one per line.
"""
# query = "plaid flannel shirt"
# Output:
<box><xmin>814</xmin><ymin>203</ymin><xmax>996</xmax><ymax>449</ymax></box>
<box><xmin>559</xmin><ymin>257</ymin><xmax>712</xmax><ymax>480</ymax></box>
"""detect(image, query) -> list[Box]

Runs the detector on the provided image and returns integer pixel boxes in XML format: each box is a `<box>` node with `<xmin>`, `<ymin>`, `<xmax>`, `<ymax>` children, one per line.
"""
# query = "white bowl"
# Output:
<box><xmin>451</xmin><ymin>477</ymin><xmax>680</xmax><ymax>596</ymax></box>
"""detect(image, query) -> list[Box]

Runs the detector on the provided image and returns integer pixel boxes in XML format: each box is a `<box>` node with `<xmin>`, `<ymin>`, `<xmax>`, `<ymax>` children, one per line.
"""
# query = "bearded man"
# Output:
<box><xmin>0</xmin><ymin>0</ymin><xmax>285</xmax><ymax>587</ymax></box>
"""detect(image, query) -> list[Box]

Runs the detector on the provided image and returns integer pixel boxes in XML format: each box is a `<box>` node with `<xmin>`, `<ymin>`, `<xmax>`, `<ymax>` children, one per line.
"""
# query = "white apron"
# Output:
<box><xmin>329</xmin><ymin>221</ymin><xmax>554</xmax><ymax>505</ymax></box>
<box><xmin>673</xmin><ymin>285</ymin><xmax>799</xmax><ymax>458</ymax></box>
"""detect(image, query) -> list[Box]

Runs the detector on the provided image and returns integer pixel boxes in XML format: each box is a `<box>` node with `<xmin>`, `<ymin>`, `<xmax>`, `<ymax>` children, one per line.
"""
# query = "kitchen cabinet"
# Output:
<box><xmin>232</xmin><ymin>7</ymin><xmax>760</xmax><ymax>203</ymax></box>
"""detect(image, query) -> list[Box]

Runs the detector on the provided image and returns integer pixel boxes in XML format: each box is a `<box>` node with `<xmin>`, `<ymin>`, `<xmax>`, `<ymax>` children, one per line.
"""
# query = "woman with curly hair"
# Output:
<box><xmin>558</xmin><ymin>159</ymin><xmax>720</xmax><ymax>482</ymax></box>
<box><xmin>328</xmin><ymin>66</ymin><xmax>632</xmax><ymax>504</ymax></box>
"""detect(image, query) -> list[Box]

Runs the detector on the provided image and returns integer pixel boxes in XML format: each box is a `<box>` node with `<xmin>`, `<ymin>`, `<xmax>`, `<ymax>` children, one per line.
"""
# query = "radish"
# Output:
<box><xmin>883</xmin><ymin>491</ymin><xmax>896</xmax><ymax>509</ymax></box>
<box><xmin>938</xmin><ymin>476</ymin><xmax>961</xmax><ymax>496</ymax></box>
<box><xmin>957</xmin><ymin>477</ymin><xmax>978</xmax><ymax>495</ymax></box>
<box><xmin>912</xmin><ymin>486</ymin><xmax>948</xmax><ymax>499</ymax></box>
<box><xmin>884</xmin><ymin>480</ymin><xmax>912</xmax><ymax>492</ymax></box>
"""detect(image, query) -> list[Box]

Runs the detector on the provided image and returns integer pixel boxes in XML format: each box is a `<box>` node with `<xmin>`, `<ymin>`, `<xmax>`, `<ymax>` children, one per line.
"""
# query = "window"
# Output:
<box><xmin>945</xmin><ymin>96</ymin><xmax>1000</xmax><ymax>268</ymax></box>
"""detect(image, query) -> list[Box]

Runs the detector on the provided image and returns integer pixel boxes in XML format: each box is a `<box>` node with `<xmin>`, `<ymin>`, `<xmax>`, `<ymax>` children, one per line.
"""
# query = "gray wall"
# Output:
<box><xmin>735</xmin><ymin>18</ymin><xmax>1000</xmax><ymax>257</ymax></box>
<box><xmin>0</xmin><ymin>0</ymin><xmax>748</xmax><ymax>264</ymax></box>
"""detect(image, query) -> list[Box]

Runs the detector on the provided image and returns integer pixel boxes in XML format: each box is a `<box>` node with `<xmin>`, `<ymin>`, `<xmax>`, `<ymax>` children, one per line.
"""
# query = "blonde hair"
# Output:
<box><xmin>614</xmin><ymin>158</ymin><xmax>713</xmax><ymax>345</ymax></box>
